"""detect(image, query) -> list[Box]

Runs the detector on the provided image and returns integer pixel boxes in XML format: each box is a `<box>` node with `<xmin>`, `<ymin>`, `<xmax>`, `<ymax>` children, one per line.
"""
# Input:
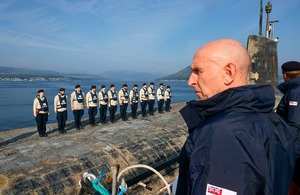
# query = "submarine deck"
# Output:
<box><xmin>0</xmin><ymin>103</ymin><xmax>187</xmax><ymax>194</ymax></box>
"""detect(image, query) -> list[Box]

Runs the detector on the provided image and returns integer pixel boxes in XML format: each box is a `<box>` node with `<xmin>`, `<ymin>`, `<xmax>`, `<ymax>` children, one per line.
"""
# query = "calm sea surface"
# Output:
<box><xmin>0</xmin><ymin>80</ymin><xmax>197</xmax><ymax>131</ymax></box>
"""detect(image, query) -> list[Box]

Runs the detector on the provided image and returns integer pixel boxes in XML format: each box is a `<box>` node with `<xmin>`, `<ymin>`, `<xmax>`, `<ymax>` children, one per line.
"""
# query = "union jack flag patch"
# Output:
<box><xmin>289</xmin><ymin>101</ymin><xmax>298</xmax><ymax>106</ymax></box>
<box><xmin>206</xmin><ymin>184</ymin><xmax>237</xmax><ymax>195</ymax></box>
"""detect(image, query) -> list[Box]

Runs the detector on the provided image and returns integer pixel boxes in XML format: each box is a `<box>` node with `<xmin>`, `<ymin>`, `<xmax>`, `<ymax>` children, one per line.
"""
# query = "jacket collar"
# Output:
<box><xmin>180</xmin><ymin>85</ymin><xmax>275</xmax><ymax>132</ymax></box>
<box><xmin>277</xmin><ymin>77</ymin><xmax>300</xmax><ymax>94</ymax></box>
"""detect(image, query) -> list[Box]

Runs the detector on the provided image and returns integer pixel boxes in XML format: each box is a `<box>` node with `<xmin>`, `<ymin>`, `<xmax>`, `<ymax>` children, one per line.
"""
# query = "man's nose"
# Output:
<box><xmin>188</xmin><ymin>73</ymin><xmax>196</xmax><ymax>87</ymax></box>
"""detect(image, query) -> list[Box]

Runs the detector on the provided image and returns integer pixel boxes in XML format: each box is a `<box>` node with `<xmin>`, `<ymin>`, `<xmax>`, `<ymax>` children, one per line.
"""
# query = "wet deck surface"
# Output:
<box><xmin>0</xmin><ymin>103</ymin><xmax>188</xmax><ymax>194</ymax></box>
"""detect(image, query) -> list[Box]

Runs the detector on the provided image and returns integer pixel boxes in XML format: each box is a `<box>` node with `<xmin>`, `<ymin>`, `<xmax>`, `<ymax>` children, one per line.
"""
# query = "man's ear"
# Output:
<box><xmin>223</xmin><ymin>63</ymin><xmax>237</xmax><ymax>85</ymax></box>
<box><xmin>283</xmin><ymin>73</ymin><xmax>289</xmax><ymax>81</ymax></box>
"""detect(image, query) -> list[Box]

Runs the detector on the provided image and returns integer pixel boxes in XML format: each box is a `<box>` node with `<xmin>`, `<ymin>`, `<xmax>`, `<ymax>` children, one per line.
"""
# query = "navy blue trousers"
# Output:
<box><xmin>36</xmin><ymin>113</ymin><xmax>48</xmax><ymax>136</ymax></box>
<box><xmin>158</xmin><ymin>99</ymin><xmax>164</xmax><ymax>113</ymax></box>
<box><xmin>148</xmin><ymin>99</ymin><xmax>155</xmax><ymax>114</ymax></box>
<box><xmin>109</xmin><ymin>105</ymin><xmax>117</xmax><ymax>122</ymax></box>
<box><xmin>131</xmin><ymin>103</ymin><xmax>138</xmax><ymax>118</ymax></box>
<box><xmin>141</xmin><ymin>100</ymin><xmax>148</xmax><ymax>117</ymax></box>
<box><xmin>88</xmin><ymin>106</ymin><xmax>97</xmax><ymax>125</ymax></box>
<box><xmin>56</xmin><ymin>110</ymin><xmax>67</xmax><ymax>132</ymax></box>
<box><xmin>99</xmin><ymin>104</ymin><xmax>108</xmax><ymax>123</ymax></box>
<box><xmin>120</xmin><ymin>103</ymin><xmax>128</xmax><ymax>120</ymax></box>
<box><xmin>165</xmin><ymin>99</ymin><xmax>171</xmax><ymax>111</ymax></box>
<box><xmin>73</xmin><ymin>109</ymin><xmax>84</xmax><ymax>128</ymax></box>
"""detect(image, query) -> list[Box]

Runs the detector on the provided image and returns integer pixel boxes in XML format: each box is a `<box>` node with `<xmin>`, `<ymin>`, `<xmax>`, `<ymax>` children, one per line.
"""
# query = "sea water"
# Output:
<box><xmin>0</xmin><ymin>80</ymin><xmax>196</xmax><ymax>131</ymax></box>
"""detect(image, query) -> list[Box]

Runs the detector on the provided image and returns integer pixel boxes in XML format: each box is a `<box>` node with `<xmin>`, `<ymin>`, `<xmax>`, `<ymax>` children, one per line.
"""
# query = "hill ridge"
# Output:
<box><xmin>159</xmin><ymin>66</ymin><xmax>190</xmax><ymax>81</ymax></box>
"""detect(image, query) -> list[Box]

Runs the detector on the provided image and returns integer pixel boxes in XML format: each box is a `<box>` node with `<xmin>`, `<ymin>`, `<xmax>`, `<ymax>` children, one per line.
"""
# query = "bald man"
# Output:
<box><xmin>176</xmin><ymin>39</ymin><xmax>296</xmax><ymax>195</ymax></box>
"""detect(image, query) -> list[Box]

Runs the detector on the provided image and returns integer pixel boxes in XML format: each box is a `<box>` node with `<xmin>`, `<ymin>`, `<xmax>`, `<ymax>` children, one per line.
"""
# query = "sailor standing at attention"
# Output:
<box><xmin>164</xmin><ymin>86</ymin><xmax>172</xmax><ymax>112</ymax></box>
<box><xmin>118</xmin><ymin>84</ymin><xmax>129</xmax><ymax>121</ymax></box>
<box><xmin>157</xmin><ymin>83</ymin><xmax>165</xmax><ymax>114</ymax></box>
<box><xmin>148</xmin><ymin>82</ymin><xmax>156</xmax><ymax>115</ymax></box>
<box><xmin>98</xmin><ymin>85</ymin><xmax>108</xmax><ymax>125</ymax></box>
<box><xmin>108</xmin><ymin>84</ymin><xmax>118</xmax><ymax>123</ymax></box>
<box><xmin>54</xmin><ymin>88</ymin><xmax>68</xmax><ymax>134</ymax></box>
<box><xmin>140</xmin><ymin>83</ymin><xmax>149</xmax><ymax>117</ymax></box>
<box><xmin>276</xmin><ymin>61</ymin><xmax>300</xmax><ymax>189</ymax></box>
<box><xmin>33</xmin><ymin>89</ymin><xmax>50</xmax><ymax>137</ymax></box>
<box><xmin>129</xmin><ymin>84</ymin><xmax>139</xmax><ymax>119</ymax></box>
<box><xmin>71</xmin><ymin>84</ymin><xmax>85</xmax><ymax>130</ymax></box>
<box><xmin>86</xmin><ymin>85</ymin><xmax>98</xmax><ymax>127</ymax></box>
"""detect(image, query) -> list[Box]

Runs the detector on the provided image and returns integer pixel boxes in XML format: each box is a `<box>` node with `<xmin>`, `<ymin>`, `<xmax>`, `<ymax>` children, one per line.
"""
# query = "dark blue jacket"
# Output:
<box><xmin>176</xmin><ymin>85</ymin><xmax>296</xmax><ymax>195</ymax></box>
<box><xmin>277</xmin><ymin>77</ymin><xmax>300</xmax><ymax>158</ymax></box>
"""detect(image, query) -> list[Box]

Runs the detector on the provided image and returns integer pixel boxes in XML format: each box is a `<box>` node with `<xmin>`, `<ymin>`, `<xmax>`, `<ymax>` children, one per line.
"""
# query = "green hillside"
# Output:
<box><xmin>0</xmin><ymin>66</ymin><xmax>108</xmax><ymax>81</ymax></box>
<box><xmin>159</xmin><ymin>66</ymin><xmax>191</xmax><ymax>81</ymax></box>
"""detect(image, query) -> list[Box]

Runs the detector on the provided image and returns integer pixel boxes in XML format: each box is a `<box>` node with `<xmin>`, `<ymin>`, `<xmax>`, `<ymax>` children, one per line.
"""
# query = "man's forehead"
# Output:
<box><xmin>191</xmin><ymin>52</ymin><xmax>207</xmax><ymax>67</ymax></box>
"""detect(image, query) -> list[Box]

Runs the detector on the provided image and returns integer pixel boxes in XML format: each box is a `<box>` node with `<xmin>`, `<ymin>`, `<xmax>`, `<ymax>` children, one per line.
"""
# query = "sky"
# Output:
<box><xmin>0</xmin><ymin>0</ymin><xmax>299</xmax><ymax>75</ymax></box>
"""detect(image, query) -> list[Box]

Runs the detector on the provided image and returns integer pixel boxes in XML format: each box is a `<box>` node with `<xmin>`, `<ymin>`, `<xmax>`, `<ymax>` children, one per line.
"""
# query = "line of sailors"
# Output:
<box><xmin>33</xmin><ymin>83</ymin><xmax>172</xmax><ymax>137</ymax></box>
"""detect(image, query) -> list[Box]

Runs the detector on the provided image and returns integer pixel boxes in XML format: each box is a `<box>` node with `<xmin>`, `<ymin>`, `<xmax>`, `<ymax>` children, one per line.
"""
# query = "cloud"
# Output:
<box><xmin>4</xmin><ymin>0</ymin><xmax>281</xmax><ymax>74</ymax></box>
<box><xmin>37</xmin><ymin>0</ymin><xmax>99</xmax><ymax>13</ymax></box>
<box><xmin>0</xmin><ymin>0</ymin><xmax>12</xmax><ymax>10</ymax></box>
<box><xmin>0</xmin><ymin>0</ymin><xmax>211</xmax><ymax>73</ymax></box>
<box><xmin>0</xmin><ymin>2</ymin><xmax>66</xmax><ymax>35</ymax></box>
<box><xmin>0</xmin><ymin>28</ymin><xmax>97</xmax><ymax>55</ymax></box>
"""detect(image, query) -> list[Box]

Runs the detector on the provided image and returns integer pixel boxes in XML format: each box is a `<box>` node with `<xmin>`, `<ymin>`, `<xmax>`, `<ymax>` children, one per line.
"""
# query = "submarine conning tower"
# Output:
<box><xmin>247</xmin><ymin>1</ymin><xmax>280</xmax><ymax>94</ymax></box>
<box><xmin>247</xmin><ymin>35</ymin><xmax>279</xmax><ymax>93</ymax></box>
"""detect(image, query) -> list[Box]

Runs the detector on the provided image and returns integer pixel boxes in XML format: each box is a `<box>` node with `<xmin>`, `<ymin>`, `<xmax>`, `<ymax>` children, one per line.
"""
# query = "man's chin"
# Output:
<box><xmin>197</xmin><ymin>93</ymin><xmax>208</xmax><ymax>100</ymax></box>
<box><xmin>196</xmin><ymin>93</ymin><xmax>203</xmax><ymax>100</ymax></box>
